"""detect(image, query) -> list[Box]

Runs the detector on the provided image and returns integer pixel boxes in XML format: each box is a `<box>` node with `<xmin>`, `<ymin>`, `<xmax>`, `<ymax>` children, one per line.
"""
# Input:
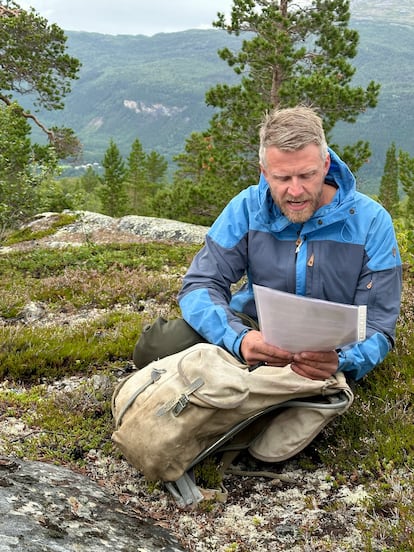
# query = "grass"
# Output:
<box><xmin>0</xmin><ymin>242</ymin><xmax>198</xmax><ymax>319</ymax></box>
<box><xmin>0</xmin><ymin>376</ymin><xmax>115</xmax><ymax>464</ymax></box>
<box><xmin>312</xmin><ymin>285</ymin><xmax>414</xmax><ymax>474</ymax></box>
<box><xmin>0</xmin><ymin>236</ymin><xmax>413</xmax><ymax>551</ymax></box>
<box><xmin>0</xmin><ymin>312</ymin><xmax>143</xmax><ymax>380</ymax></box>
<box><xmin>0</xmin><ymin>242</ymin><xmax>199</xmax><ymax>380</ymax></box>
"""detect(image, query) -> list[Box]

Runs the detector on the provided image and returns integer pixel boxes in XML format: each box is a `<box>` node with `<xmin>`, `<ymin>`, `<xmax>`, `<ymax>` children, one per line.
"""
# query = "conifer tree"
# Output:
<box><xmin>208</xmin><ymin>0</ymin><xmax>378</xmax><ymax>175</ymax></box>
<box><xmin>99</xmin><ymin>140</ymin><xmax>127</xmax><ymax>217</ymax></box>
<box><xmin>379</xmin><ymin>142</ymin><xmax>399</xmax><ymax>218</ymax></box>
<box><xmin>0</xmin><ymin>102</ymin><xmax>35</xmax><ymax>230</ymax></box>
<box><xmin>145</xmin><ymin>151</ymin><xmax>168</xmax><ymax>184</ymax></box>
<box><xmin>0</xmin><ymin>1</ymin><xmax>81</xmax><ymax>230</ymax></box>
<box><xmin>398</xmin><ymin>150</ymin><xmax>414</xmax><ymax>220</ymax></box>
<box><xmin>126</xmin><ymin>139</ymin><xmax>167</xmax><ymax>215</ymax></box>
<box><xmin>80</xmin><ymin>166</ymin><xmax>100</xmax><ymax>194</ymax></box>
<box><xmin>126</xmin><ymin>139</ymin><xmax>148</xmax><ymax>214</ymax></box>
<box><xmin>168</xmin><ymin>0</ymin><xmax>380</xmax><ymax>225</ymax></box>
<box><xmin>0</xmin><ymin>1</ymin><xmax>81</xmax><ymax>157</ymax></box>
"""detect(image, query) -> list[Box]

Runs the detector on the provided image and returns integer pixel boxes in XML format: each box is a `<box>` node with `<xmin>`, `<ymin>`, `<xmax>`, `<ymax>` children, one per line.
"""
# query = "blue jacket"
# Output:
<box><xmin>178</xmin><ymin>148</ymin><xmax>402</xmax><ymax>380</ymax></box>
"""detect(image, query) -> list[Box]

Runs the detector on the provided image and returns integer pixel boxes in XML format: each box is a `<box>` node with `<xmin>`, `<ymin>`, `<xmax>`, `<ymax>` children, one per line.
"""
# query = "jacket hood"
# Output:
<box><xmin>325</xmin><ymin>147</ymin><xmax>356</xmax><ymax>199</ymax></box>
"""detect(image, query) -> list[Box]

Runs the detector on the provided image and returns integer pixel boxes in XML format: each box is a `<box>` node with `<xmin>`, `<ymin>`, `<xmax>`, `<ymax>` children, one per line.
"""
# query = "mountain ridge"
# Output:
<box><xmin>23</xmin><ymin>5</ymin><xmax>414</xmax><ymax>191</ymax></box>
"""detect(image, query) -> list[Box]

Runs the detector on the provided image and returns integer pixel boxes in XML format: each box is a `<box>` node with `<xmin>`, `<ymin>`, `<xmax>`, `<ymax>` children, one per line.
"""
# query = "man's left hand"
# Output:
<box><xmin>291</xmin><ymin>350</ymin><xmax>338</xmax><ymax>380</ymax></box>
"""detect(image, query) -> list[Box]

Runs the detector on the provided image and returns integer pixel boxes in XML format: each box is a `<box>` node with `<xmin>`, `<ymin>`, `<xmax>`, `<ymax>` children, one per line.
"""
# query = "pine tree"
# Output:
<box><xmin>126</xmin><ymin>139</ymin><xmax>148</xmax><ymax>214</ymax></box>
<box><xmin>0</xmin><ymin>102</ymin><xmax>36</xmax><ymax>230</ymax></box>
<box><xmin>0</xmin><ymin>2</ymin><xmax>81</xmax><ymax>230</ymax></box>
<box><xmin>398</xmin><ymin>150</ymin><xmax>414</xmax><ymax>220</ymax></box>
<box><xmin>208</xmin><ymin>0</ymin><xmax>379</xmax><ymax>174</ymax></box>
<box><xmin>379</xmin><ymin>143</ymin><xmax>399</xmax><ymax>218</ymax></box>
<box><xmin>80</xmin><ymin>166</ymin><xmax>100</xmax><ymax>194</ymax></box>
<box><xmin>169</xmin><ymin>0</ymin><xmax>380</xmax><ymax>225</ymax></box>
<box><xmin>99</xmin><ymin>140</ymin><xmax>127</xmax><ymax>217</ymax></box>
<box><xmin>0</xmin><ymin>1</ymin><xmax>81</xmax><ymax>156</ymax></box>
<box><xmin>145</xmin><ymin>151</ymin><xmax>168</xmax><ymax>184</ymax></box>
<box><xmin>126</xmin><ymin>139</ymin><xmax>167</xmax><ymax>215</ymax></box>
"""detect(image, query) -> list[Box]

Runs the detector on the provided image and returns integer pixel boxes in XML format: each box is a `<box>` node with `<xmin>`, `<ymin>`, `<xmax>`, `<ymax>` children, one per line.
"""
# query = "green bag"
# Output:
<box><xmin>133</xmin><ymin>318</ymin><xmax>205</xmax><ymax>369</ymax></box>
<box><xmin>132</xmin><ymin>314</ymin><xmax>259</xmax><ymax>369</ymax></box>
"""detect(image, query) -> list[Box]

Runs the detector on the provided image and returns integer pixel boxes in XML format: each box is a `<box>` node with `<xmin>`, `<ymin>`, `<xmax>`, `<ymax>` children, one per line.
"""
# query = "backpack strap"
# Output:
<box><xmin>165</xmin><ymin>472</ymin><xmax>204</xmax><ymax>508</ymax></box>
<box><xmin>156</xmin><ymin>377</ymin><xmax>204</xmax><ymax>417</ymax></box>
<box><xmin>115</xmin><ymin>368</ymin><xmax>165</xmax><ymax>428</ymax></box>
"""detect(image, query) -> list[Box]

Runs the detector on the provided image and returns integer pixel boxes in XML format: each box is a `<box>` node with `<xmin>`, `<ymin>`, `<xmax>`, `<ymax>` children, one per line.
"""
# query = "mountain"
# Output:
<box><xmin>25</xmin><ymin>1</ymin><xmax>414</xmax><ymax>191</ymax></box>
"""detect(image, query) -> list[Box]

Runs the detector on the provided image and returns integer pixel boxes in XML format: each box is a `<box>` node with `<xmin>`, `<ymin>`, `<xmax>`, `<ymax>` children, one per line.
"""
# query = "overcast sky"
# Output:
<box><xmin>19</xmin><ymin>1</ymin><xmax>234</xmax><ymax>35</ymax></box>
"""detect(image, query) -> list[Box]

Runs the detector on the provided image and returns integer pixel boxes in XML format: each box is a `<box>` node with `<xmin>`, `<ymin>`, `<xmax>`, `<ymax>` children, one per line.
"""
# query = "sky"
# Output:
<box><xmin>19</xmin><ymin>0</ymin><xmax>234</xmax><ymax>36</ymax></box>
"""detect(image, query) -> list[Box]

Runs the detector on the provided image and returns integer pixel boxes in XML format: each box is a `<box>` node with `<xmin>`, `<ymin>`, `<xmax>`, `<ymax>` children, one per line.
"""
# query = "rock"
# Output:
<box><xmin>18</xmin><ymin>301</ymin><xmax>46</xmax><ymax>324</ymax></box>
<box><xmin>117</xmin><ymin>215</ymin><xmax>208</xmax><ymax>244</ymax></box>
<box><xmin>0</xmin><ymin>457</ymin><xmax>186</xmax><ymax>552</ymax></box>
<box><xmin>57</xmin><ymin>210</ymin><xmax>208</xmax><ymax>244</ymax></box>
<box><xmin>0</xmin><ymin>211</ymin><xmax>209</xmax><ymax>255</ymax></box>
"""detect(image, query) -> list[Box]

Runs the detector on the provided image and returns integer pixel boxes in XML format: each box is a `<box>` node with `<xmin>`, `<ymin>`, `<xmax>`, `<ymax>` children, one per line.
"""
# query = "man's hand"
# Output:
<box><xmin>291</xmin><ymin>350</ymin><xmax>339</xmax><ymax>380</ymax></box>
<box><xmin>241</xmin><ymin>330</ymin><xmax>339</xmax><ymax>380</ymax></box>
<box><xmin>240</xmin><ymin>330</ymin><xmax>293</xmax><ymax>367</ymax></box>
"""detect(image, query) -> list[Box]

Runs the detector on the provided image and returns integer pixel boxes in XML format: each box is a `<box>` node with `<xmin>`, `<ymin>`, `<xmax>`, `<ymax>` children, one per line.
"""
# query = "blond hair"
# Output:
<box><xmin>259</xmin><ymin>106</ymin><xmax>328</xmax><ymax>167</ymax></box>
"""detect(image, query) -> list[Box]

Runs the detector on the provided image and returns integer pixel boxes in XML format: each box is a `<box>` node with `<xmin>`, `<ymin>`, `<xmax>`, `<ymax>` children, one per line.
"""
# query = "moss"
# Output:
<box><xmin>0</xmin><ymin>377</ymin><xmax>114</xmax><ymax>465</ymax></box>
<box><xmin>193</xmin><ymin>456</ymin><xmax>224</xmax><ymax>489</ymax></box>
<box><xmin>0</xmin><ymin>242</ymin><xmax>199</xmax><ymax>278</ymax></box>
<box><xmin>357</xmin><ymin>476</ymin><xmax>414</xmax><ymax>551</ymax></box>
<box><xmin>2</xmin><ymin>213</ymin><xmax>79</xmax><ymax>245</ymax></box>
<box><xmin>0</xmin><ymin>312</ymin><xmax>142</xmax><ymax>382</ymax></box>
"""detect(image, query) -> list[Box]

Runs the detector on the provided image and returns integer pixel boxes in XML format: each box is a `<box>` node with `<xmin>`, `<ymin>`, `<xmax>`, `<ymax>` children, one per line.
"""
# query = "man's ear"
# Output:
<box><xmin>324</xmin><ymin>152</ymin><xmax>331</xmax><ymax>176</ymax></box>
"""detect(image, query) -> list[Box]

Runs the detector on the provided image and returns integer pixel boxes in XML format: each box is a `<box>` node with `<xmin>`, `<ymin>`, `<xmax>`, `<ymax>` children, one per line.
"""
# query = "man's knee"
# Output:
<box><xmin>132</xmin><ymin>317</ymin><xmax>206</xmax><ymax>369</ymax></box>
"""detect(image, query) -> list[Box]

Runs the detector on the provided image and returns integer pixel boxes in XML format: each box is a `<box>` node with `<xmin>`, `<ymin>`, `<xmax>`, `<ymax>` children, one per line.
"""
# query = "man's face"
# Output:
<box><xmin>261</xmin><ymin>144</ymin><xmax>331</xmax><ymax>223</ymax></box>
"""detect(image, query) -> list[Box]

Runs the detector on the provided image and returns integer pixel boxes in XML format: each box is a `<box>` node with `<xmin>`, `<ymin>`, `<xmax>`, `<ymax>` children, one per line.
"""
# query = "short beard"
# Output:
<box><xmin>278</xmin><ymin>190</ymin><xmax>323</xmax><ymax>224</ymax></box>
<box><xmin>281</xmin><ymin>204</ymin><xmax>314</xmax><ymax>223</ymax></box>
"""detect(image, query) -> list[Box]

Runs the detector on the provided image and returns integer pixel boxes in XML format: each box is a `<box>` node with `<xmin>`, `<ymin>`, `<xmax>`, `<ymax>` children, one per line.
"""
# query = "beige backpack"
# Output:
<box><xmin>112</xmin><ymin>343</ymin><xmax>353</xmax><ymax>505</ymax></box>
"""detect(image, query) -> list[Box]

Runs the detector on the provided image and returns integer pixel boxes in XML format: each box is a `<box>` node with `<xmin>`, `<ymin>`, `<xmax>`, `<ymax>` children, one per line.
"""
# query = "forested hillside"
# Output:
<box><xmin>24</xmin><ymin>8</ymin><xmax>414</xmax><ymax>191</ymax></box>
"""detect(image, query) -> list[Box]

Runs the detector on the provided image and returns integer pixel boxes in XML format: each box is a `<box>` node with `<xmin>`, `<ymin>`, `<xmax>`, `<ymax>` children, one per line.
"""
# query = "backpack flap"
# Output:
<box><xmin>111</xmin><ymin>344</ymin><xmax>250</xmax><ymax>482</ymax></box>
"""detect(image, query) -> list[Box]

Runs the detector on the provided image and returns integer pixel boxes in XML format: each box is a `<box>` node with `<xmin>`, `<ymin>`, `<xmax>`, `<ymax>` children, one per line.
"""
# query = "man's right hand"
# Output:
<box><xmin>240</xmin><ymin>330</ymin><xmax>294</xmax><ymax>367</ymax></box>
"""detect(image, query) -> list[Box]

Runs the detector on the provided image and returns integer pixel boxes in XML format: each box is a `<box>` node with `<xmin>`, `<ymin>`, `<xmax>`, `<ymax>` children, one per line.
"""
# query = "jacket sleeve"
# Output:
<box><xmin>178</xmin><ymin>196</ymin><xmax>252</xmax><ymax>358</ymax></box>
<box><xmin>337</xmin><ymin>208</ymin><xmax>402</xmax><ymax>380</ymax></box>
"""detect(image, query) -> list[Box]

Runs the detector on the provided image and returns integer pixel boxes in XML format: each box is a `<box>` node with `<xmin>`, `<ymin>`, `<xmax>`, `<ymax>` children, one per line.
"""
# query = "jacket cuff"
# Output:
<box><xmin>232</xmin><ymin>328</ymin><xmax>251</xmax><ymax>361</ymax></box>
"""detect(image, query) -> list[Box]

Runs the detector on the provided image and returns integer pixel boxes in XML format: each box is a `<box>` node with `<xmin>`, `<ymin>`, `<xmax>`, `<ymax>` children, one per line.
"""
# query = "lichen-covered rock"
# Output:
<box><xmin>59</xmin><ymin>211</ymin><xmax>209</xmax><ymax>244</ymax></box>
<box><xmin>0</xmin><ymin>457</ymin><xmax>185</xmax><ymax>552</ymax></box>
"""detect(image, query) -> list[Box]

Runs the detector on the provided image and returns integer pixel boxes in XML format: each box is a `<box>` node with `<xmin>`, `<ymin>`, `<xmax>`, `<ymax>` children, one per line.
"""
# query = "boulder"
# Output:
<box><xmin>0</xmin><ymin>457</ymin><xmax>185</xmax><ymax>552</ymax></box>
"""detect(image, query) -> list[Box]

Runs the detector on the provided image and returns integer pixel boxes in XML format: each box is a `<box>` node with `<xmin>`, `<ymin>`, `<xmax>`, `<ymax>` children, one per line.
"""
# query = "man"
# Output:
<box><xmin>174</xmin><ymin>106</ymin><xmax>402</xmax><ymax>382</ymax></box>
<box><xmin>127</xmin><ymin>106</ymin><xmax>402</xmax><ymax>486</ymax></box>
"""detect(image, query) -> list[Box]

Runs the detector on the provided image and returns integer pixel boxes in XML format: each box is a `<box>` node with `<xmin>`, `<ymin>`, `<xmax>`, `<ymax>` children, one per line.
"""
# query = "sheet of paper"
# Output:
<box><xmin>253</xmin><ymin>284</ymin><xmax>367</xmax><ymax>353</ymax></box>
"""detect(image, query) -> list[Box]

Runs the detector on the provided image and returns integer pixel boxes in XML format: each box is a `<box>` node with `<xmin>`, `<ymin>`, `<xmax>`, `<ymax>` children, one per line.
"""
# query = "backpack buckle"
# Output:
<box><xmin>172</xmin><ymin>394</ymin><xmax>189</xmax><ymax>416</ymax></box>
<box><xmin>156</xmin><ymin>377</ymin><xmax>204</xmax><ymax>417</ymax></box>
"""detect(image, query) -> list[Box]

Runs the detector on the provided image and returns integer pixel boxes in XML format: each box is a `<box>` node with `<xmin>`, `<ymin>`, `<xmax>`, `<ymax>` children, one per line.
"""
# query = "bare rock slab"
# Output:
<box><xmin>0</xmin><ymin>457</ymin><xmax>185</xmax><ymax>552</ymax></box>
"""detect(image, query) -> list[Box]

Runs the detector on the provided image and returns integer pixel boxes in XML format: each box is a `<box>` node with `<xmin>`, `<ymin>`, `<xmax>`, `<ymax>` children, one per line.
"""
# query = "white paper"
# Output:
<box><xmin>253</xmin><ymin>284</ymin><xmax>367</xmax><ymax>353</ymax></box>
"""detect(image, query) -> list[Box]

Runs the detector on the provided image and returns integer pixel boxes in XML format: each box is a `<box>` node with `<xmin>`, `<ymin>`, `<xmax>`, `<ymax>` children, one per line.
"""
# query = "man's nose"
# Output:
<box><xmin>287</xmin><ymin>178</ymin><xmax>304</xmax><ymax>196</ymax></box>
